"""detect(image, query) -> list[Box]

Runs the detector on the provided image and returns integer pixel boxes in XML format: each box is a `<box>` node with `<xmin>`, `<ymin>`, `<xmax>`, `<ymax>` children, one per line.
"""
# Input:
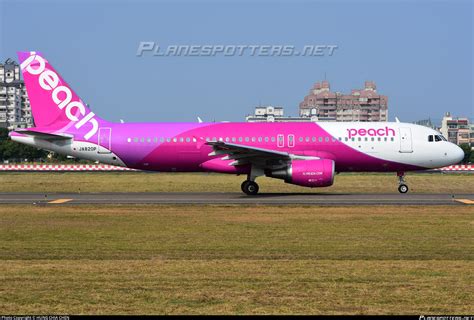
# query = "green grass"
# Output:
<box><xmin>0</xmin><ymin>205</ymin><xmax>472</xmax><ymax>314</ymax></box>
<box><xmin>0</xmin><ymin>172</ymin><xmax>472</xmax><ymax>193</ymax></box>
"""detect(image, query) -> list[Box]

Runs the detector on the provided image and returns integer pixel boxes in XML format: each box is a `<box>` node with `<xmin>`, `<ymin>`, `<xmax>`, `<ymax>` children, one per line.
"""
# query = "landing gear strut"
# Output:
<box><xmin>397</xmin><ymin>172</ymin><xmax>409</xmax><ymax>194</ymax></box>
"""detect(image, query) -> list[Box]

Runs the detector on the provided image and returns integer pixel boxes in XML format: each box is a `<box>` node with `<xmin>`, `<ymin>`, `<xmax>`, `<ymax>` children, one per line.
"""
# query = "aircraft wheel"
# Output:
<box><xmin>398</xmin><ymin>184</ymin><xmax>409</xmax><ymax>194</ymax></box>
<box><xmin>242</xmin><ymin>180</ymin><xmax>259</xmax><ymax>195</ymax></box>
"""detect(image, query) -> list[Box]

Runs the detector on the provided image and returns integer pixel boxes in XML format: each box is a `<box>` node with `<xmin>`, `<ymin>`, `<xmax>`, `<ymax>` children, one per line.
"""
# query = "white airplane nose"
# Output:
<box><xmin>452</xmin><ymin>145</ymin><xmax>465</xmax><ymax>164</ymax></box>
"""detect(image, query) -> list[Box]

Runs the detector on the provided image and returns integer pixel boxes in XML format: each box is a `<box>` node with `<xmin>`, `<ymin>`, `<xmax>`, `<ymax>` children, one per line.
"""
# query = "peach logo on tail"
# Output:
<box><xmin>20</xmin><ymin>52</ymin><xmax>98</xmax><ymax>140</ymax></box>
<box><xmin>347</xmin><ymin>127</ymin><xmax>395</xmax><ymax>139</ymax></box>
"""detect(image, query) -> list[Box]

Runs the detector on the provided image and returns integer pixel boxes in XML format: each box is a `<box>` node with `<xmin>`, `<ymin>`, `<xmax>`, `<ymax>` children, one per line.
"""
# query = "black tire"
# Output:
<box><xmin>242</xmin><ymin>180</ymin><xmax>259</xmax><ymax>195</ymax></box>
<box><xmin>398</xmin><ymin>184</ymin><xmax>409</xmax><ymax>194</ymax></box>
<box><xmin>241</xmin><ymin>180</ymin><xmax>248</xmax><ymax>193</ymax></box>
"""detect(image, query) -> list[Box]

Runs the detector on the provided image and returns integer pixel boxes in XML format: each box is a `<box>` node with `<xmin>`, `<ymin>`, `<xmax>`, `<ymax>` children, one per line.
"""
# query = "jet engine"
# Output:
<box><xmin>266</xmin><ymin>159</ymin><xmax>335</xmax><ymax>188</ymax></box>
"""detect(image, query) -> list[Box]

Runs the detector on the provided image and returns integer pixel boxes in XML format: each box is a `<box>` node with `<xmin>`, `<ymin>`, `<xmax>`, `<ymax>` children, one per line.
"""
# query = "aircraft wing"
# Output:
<box><xmin>14</xmin><ymin>129</ymin><xmax>73</xmax><ymax>141</ymax></box>
<box><xmin>206</xmin><ymin>141</ymin><xmax>317</xmax><ymax>167</ymax></box>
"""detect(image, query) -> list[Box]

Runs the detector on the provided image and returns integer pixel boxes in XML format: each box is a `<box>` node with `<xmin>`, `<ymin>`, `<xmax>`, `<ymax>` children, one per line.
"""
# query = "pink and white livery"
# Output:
<box><xmin>10</xmin><ymin>52</ymin><xmax>464</xmax><ymax>194</ymax></box>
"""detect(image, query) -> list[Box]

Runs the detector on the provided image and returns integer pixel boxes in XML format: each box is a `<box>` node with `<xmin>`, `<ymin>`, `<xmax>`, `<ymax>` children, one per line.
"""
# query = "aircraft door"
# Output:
<box><xmin>98</xmin><ymin>127</ymin><xmax>112</xmax><ymax>154</ymax></box>
<box><xmin>399</xmin><ymin>127</ymin><xmax>413</xmax><ymax>153</ymax></box>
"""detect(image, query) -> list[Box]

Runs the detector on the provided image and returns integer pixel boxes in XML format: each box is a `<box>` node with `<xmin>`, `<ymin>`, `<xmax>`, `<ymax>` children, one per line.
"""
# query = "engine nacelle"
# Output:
<box><xmin>266</xmin><ymin>159</ymin><xmax>335</xmax><ymax>188</ymax></box>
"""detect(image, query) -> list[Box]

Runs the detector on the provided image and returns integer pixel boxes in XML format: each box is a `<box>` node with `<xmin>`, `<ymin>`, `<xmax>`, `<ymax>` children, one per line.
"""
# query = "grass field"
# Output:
<box><xmin>0</xmin><ymin>205</ymin><xmax>472</xmax><ymax>314</ymax></box>
<box><xmin>0</xmin><ymin>172</ymin><xmax>472</xmax><ymax>193</ymax></box>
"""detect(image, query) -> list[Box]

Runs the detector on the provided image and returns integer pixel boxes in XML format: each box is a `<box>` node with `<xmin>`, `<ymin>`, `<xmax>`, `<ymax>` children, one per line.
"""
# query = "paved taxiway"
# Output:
<box><xmin>0</xmin><ymin>192</ymin><xmax>472</xmax><ymax>205</ymax></box>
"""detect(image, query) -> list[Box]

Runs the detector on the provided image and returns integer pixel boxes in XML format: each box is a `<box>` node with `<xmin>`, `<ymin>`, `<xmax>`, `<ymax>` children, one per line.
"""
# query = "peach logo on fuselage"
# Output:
<box><xmin>347</xmin><ymin>127</ymin><xmax>395</xmax><ymax>139</ymax></box>
<box><xmin>20</xmin><ymin>53</ymin><xmax>98</xmax><ymax>140</ymax></box>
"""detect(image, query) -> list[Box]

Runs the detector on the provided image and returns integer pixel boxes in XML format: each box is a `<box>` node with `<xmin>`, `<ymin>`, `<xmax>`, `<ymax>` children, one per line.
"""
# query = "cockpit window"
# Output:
<box><xmin>428</xmin><ymin>135</ymin><xmax>434</xmax><ymax>142</ymax></box>
<box><xmin>435</xmin><ymin>135</ymin><xmax>442</xmax><ymax>142</ymax></box>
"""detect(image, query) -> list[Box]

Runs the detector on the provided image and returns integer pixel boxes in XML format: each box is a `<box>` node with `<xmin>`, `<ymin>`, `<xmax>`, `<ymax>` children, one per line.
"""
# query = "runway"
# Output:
<box><xmin>0</xmin><ymin>192</ymin><xmax>473</xmax><ymax>205</ymax></box>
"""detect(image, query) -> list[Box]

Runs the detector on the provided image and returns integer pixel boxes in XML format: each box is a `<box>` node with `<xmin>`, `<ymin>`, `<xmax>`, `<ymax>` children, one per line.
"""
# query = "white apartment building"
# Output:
<box><xmin>0</xmin><ymin>59</ymin><xmax>33</xmax><ymax>130</ymax></box>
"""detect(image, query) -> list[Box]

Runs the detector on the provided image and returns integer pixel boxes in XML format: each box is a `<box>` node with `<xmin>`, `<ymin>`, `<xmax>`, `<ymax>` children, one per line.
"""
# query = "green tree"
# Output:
<box><xmin>0</xmin><ymin>128</ymin><xmax>47</xmax><ymax>162</ymax></box>
<box><xmin>459</xmin><ymin>143</ymin><xmax>472</xmax><ymax>164</ymax></box>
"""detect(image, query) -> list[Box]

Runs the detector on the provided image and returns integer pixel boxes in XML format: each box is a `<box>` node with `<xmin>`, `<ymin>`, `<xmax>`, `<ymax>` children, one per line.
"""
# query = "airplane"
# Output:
<box><xmin>10</xmin><ymin>51</ymin><xmax>464</xmax><ymax>195</ymax></box>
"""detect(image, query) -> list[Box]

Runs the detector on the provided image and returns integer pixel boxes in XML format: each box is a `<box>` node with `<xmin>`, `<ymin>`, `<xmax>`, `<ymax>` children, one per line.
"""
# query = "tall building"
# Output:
<box><xmin>299</xmin><ymin>80</ymin><xmax>388</xmax><ymax>122</ymax></box>
<box><xmin>440</xmin><ymin>112</ymin><xmax>471</xmax><ymax>146</ymax></box>
<box><xmin>0</xmin><ymin>59</ymin><xmax>33</xmax><ymax>130</ymax></box>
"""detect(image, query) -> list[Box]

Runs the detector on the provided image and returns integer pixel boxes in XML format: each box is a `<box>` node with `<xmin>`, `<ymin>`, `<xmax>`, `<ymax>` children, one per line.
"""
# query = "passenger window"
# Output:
<box><xmin>251</xmin><ymin>137</ymin><xmax>256</xmax><ymax>142</ymax></box>
<box><xmin>325</xmin><ymin>137</ymin><xmax>330</xmax><ymax>142</ymax></box>
<box><xmin>127</xmin><ymin>138</ymin><xmax>131</xmax><ymax>143</ymax></box>
<box><xmin>299</xmin><ymin>137</ymin><xmax>303</xmax><ymax>142</ymax></box>
<box><xmin>264</xmin><ymin>137</ymin><xmax>269</xmax><ymax>142</ymax></box>
<box><xmin>258</xmin><ymin>137</ymin><xmax>262</xmax><ymax>142</ymax></box>
<box><xmin>186</xmin><ymin>137</ymin><xmax>191</xmax><ymax>142</ymax></box>
<box><xmin>271</xmin><ymin>137</ymin><xmax>275</xmax><ymax>142</ymax></box>
<box><xmin>319</xmin><ymin>137</ymin><xmax>323</xmax><ymax>142</ymax></box>
<box><xmin>428</xmin><ymin>135</ymin><xmax>433</xmax><ymax>142</ymax></box>
<box><xmin>364</xmin><ymin>137</ymin><xmax>368</xmax><ymax>141</ymax></box>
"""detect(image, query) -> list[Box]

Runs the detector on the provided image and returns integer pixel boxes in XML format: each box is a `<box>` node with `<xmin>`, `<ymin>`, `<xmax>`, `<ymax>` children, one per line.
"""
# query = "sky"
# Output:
<box><xmin>1</xmin><ymin>0</ymin><xmax>472</xmax><ymax>124</ymax></box>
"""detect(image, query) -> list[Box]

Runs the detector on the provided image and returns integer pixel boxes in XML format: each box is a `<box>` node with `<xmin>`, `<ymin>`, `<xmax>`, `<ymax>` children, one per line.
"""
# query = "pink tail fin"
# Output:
<box><xmin>17</xmin><ymin>51</ymin><xmax>105</xmax><ymax>140</ymax></box>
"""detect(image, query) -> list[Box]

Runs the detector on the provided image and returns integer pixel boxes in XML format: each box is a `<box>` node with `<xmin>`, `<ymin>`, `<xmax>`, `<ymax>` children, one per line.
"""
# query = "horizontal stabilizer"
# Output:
<box><xmin>14</xmin><ymin>129</ymin><xmax>73</xmax><ymax>140</ymax></box>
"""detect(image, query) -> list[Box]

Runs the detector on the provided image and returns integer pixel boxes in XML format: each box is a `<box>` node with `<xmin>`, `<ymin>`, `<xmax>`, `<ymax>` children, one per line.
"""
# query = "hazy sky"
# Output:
<box><xmin>1</xmin><ymin>0</ymin><xmax>472</xmax><ymax>124</ymax></box>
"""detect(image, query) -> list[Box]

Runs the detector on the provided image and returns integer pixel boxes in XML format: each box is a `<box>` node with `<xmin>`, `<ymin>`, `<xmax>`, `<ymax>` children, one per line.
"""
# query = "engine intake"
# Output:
<box><xmin>266</xmin><ymin>159</ymin><xmax>335</xmax><ymax>188</ymax></box>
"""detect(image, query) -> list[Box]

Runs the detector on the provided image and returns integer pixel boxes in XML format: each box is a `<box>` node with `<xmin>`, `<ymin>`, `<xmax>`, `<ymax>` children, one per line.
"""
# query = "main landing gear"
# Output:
<box><xmin>241</xmin><ymin>166</ymin><xmax>264</xmax><ymax>195</ymax></box>
<box><xmin>397</xmin><ymin>172</ymin><xmax>409</xmax><ymax>194</ymax></box>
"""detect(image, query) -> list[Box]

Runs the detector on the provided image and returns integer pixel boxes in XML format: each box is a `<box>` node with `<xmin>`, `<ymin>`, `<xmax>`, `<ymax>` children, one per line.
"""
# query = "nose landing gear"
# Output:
<box><xmin>397</xmin><ymin>172</ymin><xmax>409</xmax><ymax>193</ymax></box>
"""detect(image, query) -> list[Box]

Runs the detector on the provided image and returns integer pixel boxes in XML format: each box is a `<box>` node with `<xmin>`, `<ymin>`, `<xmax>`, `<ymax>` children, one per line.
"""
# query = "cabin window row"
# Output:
<box><xmin>126</xmin><ymin>136</ymin><xmax>396</xmax><ymax>143</ymax></box>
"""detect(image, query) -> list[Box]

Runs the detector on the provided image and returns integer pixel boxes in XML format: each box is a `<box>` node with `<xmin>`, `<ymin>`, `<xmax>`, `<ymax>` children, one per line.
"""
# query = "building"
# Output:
<box><xmin>299</xmin><ymin>80</ymin><xmax>388</xmax><ymax>122</ymax></box>
<box><xmin>0</xmin><ymin>59</ymin><xmax>33</xmax><ymax>130</ymax></box>
<box><xmin>246</xmin><ymin>105</ymin><xmax>318</xmax><ymax>122</ymax></box>
<box><xmin>413</xmin><ymin>118</ymin><xmax>436</xmax><ymax>129</ymax></box>
<box><xmin>440</xmin><ymin>112</ymin><xmax>471</xmax><ymax>146</ymax></box>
